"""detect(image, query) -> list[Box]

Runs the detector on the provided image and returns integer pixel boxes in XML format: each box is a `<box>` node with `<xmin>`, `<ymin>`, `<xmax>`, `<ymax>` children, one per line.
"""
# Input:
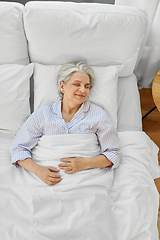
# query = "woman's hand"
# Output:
<box><xmin>36</xmin><ymin>166</ymin><xmax>62</xmax><ymax>185</ymax></box>
<box><xmin>58</xmin><ymin>157</ymin><xmax>87</xmax><ymax>174</ymax></box>
<box><xmin>58</xmin><ymin>155</ymin><xmax>113</xmax><ymax>174</ymax></box>
<box><xmin>17</xmin><ymin>158</ymin><xmax>62</xmax><ymax>186</ymax></box>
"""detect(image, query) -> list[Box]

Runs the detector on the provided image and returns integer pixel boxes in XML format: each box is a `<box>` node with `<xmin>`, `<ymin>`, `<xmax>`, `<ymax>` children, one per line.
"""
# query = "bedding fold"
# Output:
<box><xmin>0</xmin><ymin>131</ymin><xmax>160</xmax><ymax>240</ymax></box>
<box><xmin>110</xmin><ymin>131</ymin><xmax>160</xmax><ymax>240</ymax></box>
<box><xmin>31</xmin><ymin>133</ymin><xmax>114</xmax><ymax>190</ymax></box>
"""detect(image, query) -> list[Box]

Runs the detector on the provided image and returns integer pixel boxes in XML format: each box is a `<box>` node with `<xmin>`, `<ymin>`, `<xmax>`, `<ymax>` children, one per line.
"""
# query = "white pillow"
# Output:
<box><xmin>34</xmin><ymin>63</ymin><xmax>123</xmax><ymax>128</ymax></box>
<box><xmin>24</xmin><ymin>1</ymin><xmax>146</xmax><ymax>77</ymax></box>
<box><xmin>88</xmin><ymin>65</ymin><xmax>123</xmax><ymax>127</ymax></box>
<box><xmin>0</xmin><ymin>2</ymin><xmax>29</xmax><ymax>65</ymax></box>
<box><xmin>0</xmin><ymin>64</ymin><xmax>33</xmax><ymax>132</ymax></box>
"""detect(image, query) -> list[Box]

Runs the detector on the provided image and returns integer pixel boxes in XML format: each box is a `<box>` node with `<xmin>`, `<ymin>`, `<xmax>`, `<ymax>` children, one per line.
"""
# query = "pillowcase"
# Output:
<box><xmin>33</xmin><ymin>63</ymin><xmax>123</xmax><ymax>128</ymax></box>
<box><xmin>0</xmin><ymin>64</ymin><xmax>33</xmax><ymax>132</ymax></box>
<box><xmin>0</xmin><ymin>2</ymin><xmax>29</xmax><ymax>65</ymax></box>
<box><xmin>88</xmin><ymin>65</ymin><xmax>123</xmax><ymax>127</ymax></box>
<box><xmin>24</xmin><ymin>1</ymin><xmax>147</xmax><ymax>77</ymax></box>
<box><xmin>34</xmin><ymin>64</ymin><xmax>60</xmax><ymax>111</ymax></box>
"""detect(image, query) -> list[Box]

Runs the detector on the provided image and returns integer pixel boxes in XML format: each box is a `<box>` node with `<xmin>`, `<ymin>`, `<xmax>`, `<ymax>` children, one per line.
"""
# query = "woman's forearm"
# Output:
<box><xmin>17</xmin><ymin>158</ymin><xmax>40</xmax><ymax>175</ymax></box>
<box><xmin>59</xmin><ymin>155</ymin><xmax>113</xmax><ymax>174</ymax></box>
<box><xmin>85</xmin><ymin>155</ymin><xmax>113</xmax><ymax>169</ymax></box>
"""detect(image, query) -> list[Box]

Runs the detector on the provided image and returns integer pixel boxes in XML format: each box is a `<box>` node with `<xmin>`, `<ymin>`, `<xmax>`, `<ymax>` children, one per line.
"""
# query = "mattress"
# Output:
<box><xmin>117</xmin><ymin>73</ymin><xmax>142</xmax><ymax>131</ymax></box>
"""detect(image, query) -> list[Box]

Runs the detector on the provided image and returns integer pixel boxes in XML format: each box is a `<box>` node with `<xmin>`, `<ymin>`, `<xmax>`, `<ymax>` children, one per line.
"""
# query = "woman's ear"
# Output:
<box><xmin>60</xmin><ymin>81</ymin><xmax>65</xmax><ymax>93</ymax></box>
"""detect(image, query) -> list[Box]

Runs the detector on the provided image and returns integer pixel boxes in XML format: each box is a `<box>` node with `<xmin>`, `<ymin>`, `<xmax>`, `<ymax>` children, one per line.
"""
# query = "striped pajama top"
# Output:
<box><xmin>9</xmin><ymin>99</ymin><xmax>121</xmax><ymax>170</ymax></box>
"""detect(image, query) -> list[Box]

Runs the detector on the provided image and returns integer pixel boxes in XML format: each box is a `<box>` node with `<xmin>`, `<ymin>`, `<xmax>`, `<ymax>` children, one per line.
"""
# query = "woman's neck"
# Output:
<box><xmin>61</xmin><ymin>100</ymin><xmax>82</xmax><ymax>122</ymax></box>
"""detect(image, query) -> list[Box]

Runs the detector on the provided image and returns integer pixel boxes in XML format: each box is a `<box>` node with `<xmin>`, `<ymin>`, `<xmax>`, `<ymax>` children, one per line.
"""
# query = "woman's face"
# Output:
<box><xmin>60</xmin><ymin>71</ymin><xmax>91</xmax><ymax>106</ymax></box>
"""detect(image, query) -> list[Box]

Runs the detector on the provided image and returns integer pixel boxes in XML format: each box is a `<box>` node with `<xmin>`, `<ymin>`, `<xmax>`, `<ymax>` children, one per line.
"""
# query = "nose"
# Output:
<box><xmin>79</xmin><ymin>85</ymin><xmax>85</xmax><ymax>93</ymax></box>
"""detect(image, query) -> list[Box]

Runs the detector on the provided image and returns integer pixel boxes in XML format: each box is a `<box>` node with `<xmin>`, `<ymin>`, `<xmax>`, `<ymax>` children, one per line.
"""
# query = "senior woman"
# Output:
<box><xmin>10</xmin><ymin>61</ymin><xmax>121</xmax><ymax>186</ymax></box>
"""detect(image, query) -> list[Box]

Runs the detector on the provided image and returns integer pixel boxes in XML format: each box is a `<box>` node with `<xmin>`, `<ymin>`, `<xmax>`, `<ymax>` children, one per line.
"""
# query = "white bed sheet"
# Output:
<box><xmin>0</xmin><ymin>130</ymin><xmax>16</xmax><ymax>167</ymax></box>
<box><xmin>0</xmin><ymin>130</ymin><xmax>160</xmax><ymax>240</ymax></box>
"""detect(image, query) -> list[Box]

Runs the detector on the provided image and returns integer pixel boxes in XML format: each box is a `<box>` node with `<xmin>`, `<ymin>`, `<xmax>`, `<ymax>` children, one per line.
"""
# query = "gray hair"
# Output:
<box><xmin>57</xmin><ymin>61</ymin><xmax>96</xmax><ymax>98</ymax></box>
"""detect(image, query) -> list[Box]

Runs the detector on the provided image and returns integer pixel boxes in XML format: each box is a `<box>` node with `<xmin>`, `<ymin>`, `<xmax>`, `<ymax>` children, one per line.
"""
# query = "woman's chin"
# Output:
<box><xmin>74</xmin><ymin>96</ymin><xmax>86</xmax><ymax>104</ymax></box>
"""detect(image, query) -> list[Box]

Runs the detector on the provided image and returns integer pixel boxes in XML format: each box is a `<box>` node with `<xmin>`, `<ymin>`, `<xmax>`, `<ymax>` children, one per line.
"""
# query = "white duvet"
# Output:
<box><xmin>0</xmin><ymin>131</ymin><xmax>160</xmax><ymax>240</ymax></box>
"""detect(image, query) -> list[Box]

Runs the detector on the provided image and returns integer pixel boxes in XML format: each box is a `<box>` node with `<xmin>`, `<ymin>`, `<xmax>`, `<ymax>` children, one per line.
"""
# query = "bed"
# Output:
<box><xmin>0</xmin><ymin>1</ymin><xmax>160</xmax><ymax>240</ymax></box>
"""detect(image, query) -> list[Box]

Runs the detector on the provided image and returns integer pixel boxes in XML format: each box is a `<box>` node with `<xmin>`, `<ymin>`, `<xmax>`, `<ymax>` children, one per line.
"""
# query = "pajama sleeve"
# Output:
<box><xmin>9</xmin><ymin>109</ymin><xmax>43</xmax><ymax>167</ymax></box>
<box><xmin>96</xmin><ymin>111</ymin><xmax>121</xmax><ymax>170</ymax></box>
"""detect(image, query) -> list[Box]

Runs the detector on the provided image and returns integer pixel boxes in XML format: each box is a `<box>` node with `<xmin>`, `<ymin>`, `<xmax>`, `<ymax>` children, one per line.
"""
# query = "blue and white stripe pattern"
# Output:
<box><xmin>10</xmin><ymin>99</ymin><xmax>121</xmax><ymax>170</ymax></box>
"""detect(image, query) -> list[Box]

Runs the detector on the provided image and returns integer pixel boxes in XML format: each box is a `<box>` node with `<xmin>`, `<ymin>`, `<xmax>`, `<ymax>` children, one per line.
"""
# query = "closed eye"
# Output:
<box><xmin>72</xmin><ymin>83</ymin><xmax>90</xmax><ymax>89</ymax></box>
<box><xmin>73</xmin><ymin>83</ymin><xmax>80</xmax><ymax>87</ymax></box>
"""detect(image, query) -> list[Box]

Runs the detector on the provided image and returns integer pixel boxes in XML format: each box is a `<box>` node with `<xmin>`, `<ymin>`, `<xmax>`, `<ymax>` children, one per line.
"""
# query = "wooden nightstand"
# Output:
<box><xmin>152</xmin><ymin>70</ymin><xmax>160</xmax><ymax>111</ymax></box>
<box><xmin>152</xmin><ymin>71</ymin><xmax>160</xmax><ymax>203</ymax></box>
<box><xmin>142</xmin><ymin>70</ymin><xmax>160</xmax><ymax>120</ymax></box>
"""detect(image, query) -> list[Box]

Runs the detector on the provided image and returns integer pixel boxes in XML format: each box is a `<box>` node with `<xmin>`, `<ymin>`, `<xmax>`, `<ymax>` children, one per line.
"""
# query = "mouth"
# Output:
<box><xmin>75</xmin><ymin>94</ymin><xmax>85</xmax><ymax>98</ymax></box>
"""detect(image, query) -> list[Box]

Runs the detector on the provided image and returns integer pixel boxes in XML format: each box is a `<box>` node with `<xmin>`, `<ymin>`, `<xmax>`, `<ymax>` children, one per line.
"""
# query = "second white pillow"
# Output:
<box><xmin>33</xmin><ymin>63</ymin><xmax>123</xmax><ymax>128</ymax></box>
<box><xmin>0</xmin><ymin>64</ymin><xmax>33</xmax><ymax>132</ymax></box>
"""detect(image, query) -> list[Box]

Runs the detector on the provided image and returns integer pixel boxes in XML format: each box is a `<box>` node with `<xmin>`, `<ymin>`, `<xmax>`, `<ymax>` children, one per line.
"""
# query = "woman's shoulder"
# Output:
<box><xmin>33</xmin><ymin>104</ymin><xmax>53</xmax><ymax>113</ymax></box>
<box><xmin>87</xmin><ymin>101</ymin><xmax>110</xmax><ymax>119</ymax></box>
<box><xmin>88</xmin><ymin>101</ymin><xmax>107</xmax><ymax>114</ymax></box>
<box><xmin>31</xmin><ymin>103</ymin><xmax>56</xmax><ymax>119</ymax></box>
<box><xmin>87</xmin><ymin>101</ymin><xmax>114</xmax><ymax>127</ymax></box>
